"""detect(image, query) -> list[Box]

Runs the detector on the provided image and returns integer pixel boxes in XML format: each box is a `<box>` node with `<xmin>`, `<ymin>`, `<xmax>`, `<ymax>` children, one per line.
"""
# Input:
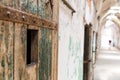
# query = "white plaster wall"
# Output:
<box><xmin>58</xmin><ymin>0</ymin><xmax>98</xmax><ymax>80</ymax></box>
<box><xmin>58</xmin><ymin>0</ymin><xmax>85</xmax><ymax>80</ymax></box>
<box><xmin>85</xmin><ymin>0</ymin><xmax>96</xmax><ymax>25</ymax></box>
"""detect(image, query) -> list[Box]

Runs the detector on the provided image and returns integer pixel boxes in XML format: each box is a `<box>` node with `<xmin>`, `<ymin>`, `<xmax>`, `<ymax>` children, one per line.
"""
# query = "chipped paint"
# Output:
<box><xmin>28</xmin><ymin>0</ymin><xmax>37</xmax><ymax>15</ymax></box>
<box><xmin>38</xmin><ymin>0</ymin><xmax>45</xmax><ymax>18</ymax></box>
<box><xmin>0</xmin><ymin>21</ymin><xmax>14</xmax><ymax>80</ymax></box>
<box><xmin>58</xmin><ymin>0</ymin><xmax>86</xmax><ymax>80</ymax></box>
<box><xmin>0</xmin><ymin>0</ymin><xmax>57</xmax><ymax>80</ymax></box>
<box><xmin>39</xmin><ymin>28</ymin><xmax>52</xmax><ymax>80</ymax></box>
<box><xmin>20</xmin><ymin>0</ymin><xmax>28</xmax><ymax>12</ymax></box>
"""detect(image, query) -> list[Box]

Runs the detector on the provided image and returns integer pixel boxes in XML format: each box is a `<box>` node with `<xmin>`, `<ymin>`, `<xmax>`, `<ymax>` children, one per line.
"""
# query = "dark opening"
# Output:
<box><xmin>83</xmin><ymin>24</ymin><xmax>91</xmax><ymax>80</ymax></box>
<box><xmin>27</xmin><ymin>29</ymin><xmax>38</xmax><ymax>65</ymax></box>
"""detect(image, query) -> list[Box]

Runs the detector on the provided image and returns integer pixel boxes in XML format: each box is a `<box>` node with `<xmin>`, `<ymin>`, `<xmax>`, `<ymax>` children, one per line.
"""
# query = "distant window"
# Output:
<box><xmin>27</xmin><ymin>29</ymin><xmax>38</xmax><ymax>65</ymax></box>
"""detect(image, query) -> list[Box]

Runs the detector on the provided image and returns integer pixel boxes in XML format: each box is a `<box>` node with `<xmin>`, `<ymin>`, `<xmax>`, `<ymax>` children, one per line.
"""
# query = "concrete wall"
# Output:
<box><xmin>58</xmin><ymin>0</ymin><xmax>85</xmax><ymax>80</ymax></box>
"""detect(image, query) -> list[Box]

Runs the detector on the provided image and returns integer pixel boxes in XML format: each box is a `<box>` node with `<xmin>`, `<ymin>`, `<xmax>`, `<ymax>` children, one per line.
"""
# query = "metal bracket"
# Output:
<box><xmin>0</xmin><ymin>5</ymin><xmax>57</xmax><ymax>30</ymax></box>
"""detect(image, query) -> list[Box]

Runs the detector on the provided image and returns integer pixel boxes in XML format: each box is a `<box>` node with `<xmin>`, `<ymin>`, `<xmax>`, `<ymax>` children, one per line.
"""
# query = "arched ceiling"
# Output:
<box><xmin>94</xmin><ymin>0</ymin><xmax>118</xmax><ymax>18</ymax></box>
<box><xmin>94</xmin><ymin>0</ymin><xmax>120</xmax><ymax>27</ymax></box>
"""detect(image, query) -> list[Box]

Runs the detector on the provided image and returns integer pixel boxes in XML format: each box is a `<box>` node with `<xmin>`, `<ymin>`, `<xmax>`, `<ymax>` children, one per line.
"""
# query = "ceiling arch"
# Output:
<box><xmin>94</xmin><ymin>0</ymin><xmax>118</xmax><ymax>19</ymax></box>
<box><xmin>99</xmin><ymin>6</ymin><xmax>120</xmax><ymax>28</ymax></box>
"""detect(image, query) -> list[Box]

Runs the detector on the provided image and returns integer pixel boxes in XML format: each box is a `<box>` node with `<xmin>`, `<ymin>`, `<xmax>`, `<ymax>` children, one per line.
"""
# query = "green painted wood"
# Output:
<box><xmin>0</xmin><ymin>21</ymin><xmax>5</xmax><ymax>80</ymax></box>
<box><xmin>28</xmin><ymin>0</ymin><xmax>38</xmax><ymax>15</ymax></box>
<box><xmin>38</xmin><ymin>0</ymin><xmax>53</xmax><ymax>20</ymax></box>
<box><xmin>38</xmin><ymin>0</ymin><xmax>45</xmax><ymax>18</ymax></box>
<box><xmin>20</xmin><ymin>0</ymin><xmax>28</xmax><ymax>12</ymax></box>
<box><xmin>0</xmin><ymin>21</ymin><xmax>14</xmax><ymax>80</ymax></box>
<box><xmin>0</xmin><ymin>1</ymin><xmax>55</xmax><ymax>80</ymax></box>
<box><xmin>44</xmin><ymin>0</ymin><xmax>53</xmax><ymax>20</ymax></box>
<box><xmin>39</xmin><ymin>28</ymin><xmax>52</xmax><ymax>80</ymax></box>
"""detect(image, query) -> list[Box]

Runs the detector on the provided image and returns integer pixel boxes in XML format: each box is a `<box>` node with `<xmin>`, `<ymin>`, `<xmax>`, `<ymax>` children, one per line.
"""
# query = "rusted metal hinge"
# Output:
<box><xmin>0</xmin><ymin>5</ymin><xmax>57</xmax><ymax>30</ymax></box>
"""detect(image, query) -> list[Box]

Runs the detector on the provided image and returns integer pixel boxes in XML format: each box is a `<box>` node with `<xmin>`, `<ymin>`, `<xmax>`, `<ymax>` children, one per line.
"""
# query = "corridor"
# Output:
<box><xmin>94</xmin><ymin>48</ymin><xmax>120</xmax><ymax>80</ymax></box>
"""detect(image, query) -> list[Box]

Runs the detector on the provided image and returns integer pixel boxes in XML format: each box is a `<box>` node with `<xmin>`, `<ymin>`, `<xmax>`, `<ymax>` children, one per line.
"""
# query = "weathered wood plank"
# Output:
<box><xmin>20</xmin><ymin>0</ymin><xmax>28</xmax><ymax>12</ymax></box>
<box><xmin>0</xmin><ymin>20</ymin><xmax>14</xmax><ymax>80</ymax></box>
<box><xmin>0</xmin><ymin>0</ymin><xmax>14</xmax><ymax>7</ymax></box>
<box><xmin>39</xmin><ymin>28</ymin><xmax>52</xmax><ymax>80</ymax></box>
<box><xmin>51</xmin><ymin>30</ymin><xmax>58</xmax><ymax>80</ymax></box>
<box><xmin>0</xmin><ymin>20</ymin><xmax>6</xmax><ymax>80</ymax></box>
<box><xmin>52</xmin><ymin>0</ymin><xmax>59</xmax><ymax>80</ymax></box>
<box><xmin>14</xmin><ymin>0</ymin><xmax>20</xmax><ymax>9</ymax></box>
<box><xmin>44</xmin><ymin>0</ymin><xmax>53</xmax><ymax>20</ymax></box>
<box><xmin>28</xmin><ymin>0</ymin><xmax>38</xmax><ymax>15</ymax></box>
<box><xmin>38</xmin><ymin>0</ymin><xmax>53</xmax><ymax>20</ymax></box>
<box><xmin>14</xmin><ymin>23</ymin><xmax>27</xmax><ymax>80</ymax></box>
<box><xmin>38</xmin><ymin>0</ymin><xmax>45</xmax><ymax>18</ymax></box>
<box><xmin>0</xmin><ymin>4</ymin><xmax>57</xmax><ymax>30</ymax></box>
<box><xmin>26</xmin><ymin>64</ymin><xmax>37</xmax><ymax>80</ymax></box>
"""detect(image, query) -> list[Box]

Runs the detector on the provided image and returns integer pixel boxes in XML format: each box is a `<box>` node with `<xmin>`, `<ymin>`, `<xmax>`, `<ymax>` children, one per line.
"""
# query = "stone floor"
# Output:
<box><xmin>94</xmin><ymin>47</ymin><xmax>120</xmax><ymax>80</ymax></box>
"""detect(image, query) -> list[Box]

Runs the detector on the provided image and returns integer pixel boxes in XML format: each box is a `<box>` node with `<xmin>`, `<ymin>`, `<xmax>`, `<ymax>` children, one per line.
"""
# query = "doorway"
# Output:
<box><xmin>83</xmin><ymin>24</ymin><xmax>92</xmax><ymax>80</ymax></box>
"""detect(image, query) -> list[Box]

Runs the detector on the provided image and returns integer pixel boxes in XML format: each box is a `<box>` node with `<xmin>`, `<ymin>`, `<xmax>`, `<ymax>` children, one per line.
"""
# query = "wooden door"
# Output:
<box><xmin>0</xmin><ymin>1</ymin><xmax>58</xmax><ymax>80</ymax></box>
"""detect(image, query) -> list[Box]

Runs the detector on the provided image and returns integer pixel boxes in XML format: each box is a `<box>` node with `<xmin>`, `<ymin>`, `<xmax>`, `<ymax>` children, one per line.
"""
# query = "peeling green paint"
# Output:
<box><xmin>67</xmin><ymin>35</ymin><xmax>83</xmax><ymax>80</ymax></box>
<box><xmin>44</xmin><ymin>1</ymin><xmax>53</xmax><ymax>20</ymax></box>
<box><xmin>0</xmin><ymin>0</ymin><xmax>55</xmax><ymax>80</ymax></box>
<box><xmin>38</xmin><ymin>0</ymin><xmax>45</xmax><ymax>18</ymax></box>
<box><xmin>0</xmin><ymin>34</ymin><xmax>3</xmax><ymax>41</ymax></box>
<box><xmin>28</xmin><ymin>0</ymin><xmax>37</xmax><ymax>14</ymax></box>
<box><xmin>8</xmin><ymin>22</ymin><xmax>14</xmax><ymax>80</ymax></box>
<box><xmin>4</xmin><ymin>23</ymin><xmax>9</xmax><ymax>51</ymax></box>
<box><xmin>1</xmin><ymin>22</ymin><xmax>4</xmax><ymax>33</ymax></box>
<box><xmin>1</xmin><ymin>57</ymin><xmax>5</xmax><ymax>68</ymax></box>
<box><xmin>38</xmin><ymin>0</ymin><xmax>53</xmax><ymax>19</ymax></box>
<box><xmin>39</xmin><ymin>28</ymin><xmax>52</xmax><ymax>80</ymax></box>
<box><xmin>8</xmin><ymin>53</ymin><xmax>13</xmax><ymax>80</ymax></box>
<box><xmin>78</xmin><ymin>61</ymin><xmax>83</xmax><ymax>80</ymax></box>
<box><xmin>0</xmin><ymin>21</ymin><xmax>14</xmax><ymax>80</ymax></box>
<box><xmin>1</xmin><ymin>56</ymin><xmax>5</xmax><ymax>80</ymax></box>
<box><xmin>21</xmin><ymin>0</ymin><xmax>28</xmax><ymax>12</ymax></box>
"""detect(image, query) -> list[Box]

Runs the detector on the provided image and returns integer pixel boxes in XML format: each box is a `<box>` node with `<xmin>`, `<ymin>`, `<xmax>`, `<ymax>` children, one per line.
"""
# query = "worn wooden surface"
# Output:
<box><xmin>39</xmin><ymin>28</ymin><xmax>52</xmax><ymax>80</ymax></box>
<box><xmin>0</xmin><ymin>0</ymin><xmax>58</xmax><ymax>80</ymax></box>
<box><xmin>52</xmin><ymin>0</ymin><xmax>59</xmax><ymax>80</ymax></box>
<box><xmin>14</xmin><ymin>24</ymin><xmax>27</xmax><ymax>80</ymax></box>
<box><xmin>26</xmin><ymin>64</ymin><xmax>37</xmax><ymax>80</ymax></box>
<box><xmin>0</xmin><ymin>4</ymin><xmax>57</xmax><ymax>30</ymax></box>
<box><xmin>28</xmin><ymin>0</ymin><xmax>37</xmax><ymax>15</ymax></box>
<box><xmin>0</xmin><ymin>20</ymin><xmax>13</xmax><ymax>80</ymax></box>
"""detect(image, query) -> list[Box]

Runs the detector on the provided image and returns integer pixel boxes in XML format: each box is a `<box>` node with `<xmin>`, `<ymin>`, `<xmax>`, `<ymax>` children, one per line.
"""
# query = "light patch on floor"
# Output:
<box><xmin>94</xmin><ymin>49</ymin><xmax>120</xmax><ymax>80</ymax></box>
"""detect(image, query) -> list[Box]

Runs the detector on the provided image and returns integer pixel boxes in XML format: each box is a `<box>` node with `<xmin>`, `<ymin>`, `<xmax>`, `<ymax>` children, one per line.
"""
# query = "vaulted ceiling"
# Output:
<box><xmin>94</xmin><ymin>0</ymin><xmax>118</xmax><ymax>18</ymax></box>
<box><xmin>94</xmin><ymin>0</ymin><xmax>120</xmax><ymax>26</ymax></box>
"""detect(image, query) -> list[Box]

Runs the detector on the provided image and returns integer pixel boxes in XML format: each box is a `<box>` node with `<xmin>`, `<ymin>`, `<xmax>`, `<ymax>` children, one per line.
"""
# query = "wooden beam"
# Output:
<box><xmin>62</xmin><ymin>0</ymin><xmax>76</xmax><ymax>13</ymax></box>
<box><xmin>0</xmin><ymin>4</ymin><xmax>57</xmax><ymax>30</ymax></box>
